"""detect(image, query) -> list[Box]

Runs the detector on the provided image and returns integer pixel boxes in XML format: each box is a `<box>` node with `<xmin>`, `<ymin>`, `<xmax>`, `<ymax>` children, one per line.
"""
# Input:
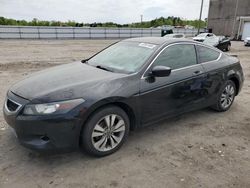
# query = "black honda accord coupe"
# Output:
<box><xmin>3</xmin><ymin>37</ymin><xmax>244</xmax><ymax>156</ymax></box>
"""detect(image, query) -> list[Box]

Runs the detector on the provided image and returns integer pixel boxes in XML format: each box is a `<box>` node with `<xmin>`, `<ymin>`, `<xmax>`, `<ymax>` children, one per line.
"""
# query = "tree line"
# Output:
<box><xmin>0</xmin><ymin>16</ymin><xmax>207</xmax><ymax>28</ymax></box>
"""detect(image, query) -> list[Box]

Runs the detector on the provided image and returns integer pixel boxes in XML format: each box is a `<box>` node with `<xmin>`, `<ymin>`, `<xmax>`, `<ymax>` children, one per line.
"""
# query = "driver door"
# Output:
<box><xmin>139</xmin><ymin>44</ymin><xmax>207</xmax><ymax>125</ymax></box>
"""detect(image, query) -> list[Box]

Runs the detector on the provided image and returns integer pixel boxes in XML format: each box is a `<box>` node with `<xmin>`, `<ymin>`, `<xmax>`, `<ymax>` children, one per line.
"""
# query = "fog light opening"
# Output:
<box><xmin>40</xmin><ymin>136</ymin><xmax>50</xmax><ymax>142</ymax></box>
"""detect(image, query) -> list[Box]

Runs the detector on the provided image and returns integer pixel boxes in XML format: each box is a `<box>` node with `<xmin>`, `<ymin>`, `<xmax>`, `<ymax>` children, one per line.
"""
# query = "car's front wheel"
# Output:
<box><xmin>81</xmin><ymin>105</ymin><xmax>130</xmax><ymax>157</ymax></box>
<box><xmin>211</xmin><ymin>80</ymin><xmax>236</xmax><ymax>112</ymax></box>
<box><xmin>225</xmin><ymin>44</ymin><xmax>231</xmax><ymax>51</ymax></box>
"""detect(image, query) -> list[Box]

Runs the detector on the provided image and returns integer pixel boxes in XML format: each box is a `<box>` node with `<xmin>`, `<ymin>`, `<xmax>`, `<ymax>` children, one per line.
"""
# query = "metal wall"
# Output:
<box><xmin>0</xmin><ymin>26</ymin><xmax>199</xmax><ymax>39</ymax></box>
<box><xmin>208</xmin><ymin>0</ymin><xmax>250</xmax><ymax>37</ymax></box>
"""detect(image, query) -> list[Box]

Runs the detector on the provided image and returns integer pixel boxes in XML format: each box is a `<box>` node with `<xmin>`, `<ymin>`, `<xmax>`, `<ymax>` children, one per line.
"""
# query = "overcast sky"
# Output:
<box><xmin>1</xmin><ymin>0</ymin><xmax>209</xmax><ymax>24</ymax></box>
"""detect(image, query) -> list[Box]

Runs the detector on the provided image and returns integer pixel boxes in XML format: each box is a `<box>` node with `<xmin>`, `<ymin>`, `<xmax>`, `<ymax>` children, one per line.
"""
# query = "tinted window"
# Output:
<box><xmin>197</xmin><ymin>45</ymin><xmax>220</xmax><ymax>63</ymax></box>
<box><xmin>153</xmin><ymin>44</ymin><xmax>197</xmax><ymax>70</ymax></box>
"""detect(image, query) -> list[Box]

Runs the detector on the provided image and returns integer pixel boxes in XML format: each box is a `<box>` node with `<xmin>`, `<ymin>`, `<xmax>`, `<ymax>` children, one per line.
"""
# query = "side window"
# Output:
<box><xmin>197</xmin><ymin>45</ymin><xmax>220</xmax><ymax>63</ymax></box>
<box><xmin>153</xmin><ymin>44</ymin><xmax>197</xmax><ymax>70</ymax></box>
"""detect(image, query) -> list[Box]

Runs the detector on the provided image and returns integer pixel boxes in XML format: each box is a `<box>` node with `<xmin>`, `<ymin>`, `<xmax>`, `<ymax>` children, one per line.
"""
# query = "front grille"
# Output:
<box><xmin>5</xmin><ymin>99</ymin><xmax>21</xmax><ymax>112</ymax></box>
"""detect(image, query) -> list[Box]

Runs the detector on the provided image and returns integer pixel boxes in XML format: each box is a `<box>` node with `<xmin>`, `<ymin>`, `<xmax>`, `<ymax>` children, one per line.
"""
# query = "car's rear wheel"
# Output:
<box><xmin>211</xmin><ymin>80</ymin><xmax>236</xmax><ymax>112</ymax></box>
<box><xmin>81</xmin><ymin>105</ymin><xmax>130</xmax><ymax>157</ymax></box>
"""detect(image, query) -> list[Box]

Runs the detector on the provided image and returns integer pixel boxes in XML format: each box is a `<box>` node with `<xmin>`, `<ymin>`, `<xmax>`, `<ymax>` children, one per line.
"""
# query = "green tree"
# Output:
<box><xmin>0</xmin><ymin>16</ymin><xmax>206</xmax><ymax>28</ymax></box>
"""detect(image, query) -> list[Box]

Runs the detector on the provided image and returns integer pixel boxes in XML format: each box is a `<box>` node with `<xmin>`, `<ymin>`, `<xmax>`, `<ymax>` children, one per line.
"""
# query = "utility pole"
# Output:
<box><xmin>140</xmin><ymin>15</ymin><xmax>143</xmax><ymax>24</ymax></box>
<box><xmin>232</xmin><ymin>0</ymin><xmax>239</xmax><ymax>38</ymax></box>
<box><xmin>198</xmin><ymin>0</ymin><xmax>204</xmax><ymax>34</ymax></box>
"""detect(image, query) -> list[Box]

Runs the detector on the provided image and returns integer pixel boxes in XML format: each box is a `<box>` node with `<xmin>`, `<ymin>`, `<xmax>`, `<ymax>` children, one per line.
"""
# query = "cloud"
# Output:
<box><xmin>0</xmin><ymin>0</ymin><xmax>209</xmax><ymax>24</ymax></box>
<box><xmin>143</xmin><ymin>7</ymin><xmax>167</xmax><ymax>20</ymax></box>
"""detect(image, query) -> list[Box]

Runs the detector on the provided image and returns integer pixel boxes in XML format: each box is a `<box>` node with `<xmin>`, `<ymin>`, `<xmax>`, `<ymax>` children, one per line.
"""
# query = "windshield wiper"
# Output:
<box><xmin>96</xmin><ymin>65</ymin><xmax>113</xmax><ymax>72</ymax></box>
<box><xmin>81</xmin><ymin>59</ymin><xmax>88</xmax><ymax>64</ymax></box>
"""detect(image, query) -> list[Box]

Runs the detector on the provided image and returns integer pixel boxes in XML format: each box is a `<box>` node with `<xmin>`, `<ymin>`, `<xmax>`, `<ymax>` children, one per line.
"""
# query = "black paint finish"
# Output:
<box><xmin>3</xmin><ymin>37</ymin><xmax>244</xmax><ymax>152</ymax></box>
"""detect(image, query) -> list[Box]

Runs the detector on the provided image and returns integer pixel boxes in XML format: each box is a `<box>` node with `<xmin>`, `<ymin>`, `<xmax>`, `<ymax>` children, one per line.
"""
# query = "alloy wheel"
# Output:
<box><xmin>91</xmin><ymin>114</ymin><xmax>126</xmax><ymax>152</ymax></box>
<box><xmin>220</xmin><ymin>84</ymin><xmax>235</xmax><ymax>109</ymax></box>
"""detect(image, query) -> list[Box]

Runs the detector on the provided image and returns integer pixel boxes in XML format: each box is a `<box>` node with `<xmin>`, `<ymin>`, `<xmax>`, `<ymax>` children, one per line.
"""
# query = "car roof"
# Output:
<box><xmin>123</xmin><ymin>37</ymin><xmax>222</xmax><ymax>53</ymax></box>
<box><xmin>123</xmin><ymin>37</ymin><xmax>194</xmax><ymax>45</ymax></box>
<box><xmin>164</xmin><ymin>33</ymin><xmax>185</xmax><ymax>37</ymax></box>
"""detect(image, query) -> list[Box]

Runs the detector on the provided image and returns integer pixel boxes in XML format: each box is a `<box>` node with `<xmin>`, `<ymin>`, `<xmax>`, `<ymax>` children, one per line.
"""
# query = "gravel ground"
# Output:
<box><xmin>0</xmin><ymin>40</ymin><xmax>249</xmax><ymax>188</ymax></box>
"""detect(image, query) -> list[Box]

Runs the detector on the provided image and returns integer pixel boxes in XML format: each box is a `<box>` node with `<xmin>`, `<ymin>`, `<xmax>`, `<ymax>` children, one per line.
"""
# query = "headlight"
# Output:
<box><xmin>23</xmin><ymin>98</ymin><xmax>85</xmax><ymax>115</ymax></box>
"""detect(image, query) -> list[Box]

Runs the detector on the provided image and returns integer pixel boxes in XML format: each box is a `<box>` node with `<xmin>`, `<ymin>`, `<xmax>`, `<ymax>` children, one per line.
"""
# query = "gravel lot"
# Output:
<box><xmin>0</xmin><ymin>40</ymin><xmax>249</xmax><ymax>188</ymax></box>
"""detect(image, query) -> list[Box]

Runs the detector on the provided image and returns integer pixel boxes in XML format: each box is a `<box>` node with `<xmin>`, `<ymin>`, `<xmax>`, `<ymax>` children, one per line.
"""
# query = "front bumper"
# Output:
<box><xmin>3</xmin><ymin>92</ymin><xmax>84</xmax><ymax>152</ymax></box>
<box><xmin>244</xmin><ymin>41</ymin><xmax>250</xmax><ymax>46</ymax></box>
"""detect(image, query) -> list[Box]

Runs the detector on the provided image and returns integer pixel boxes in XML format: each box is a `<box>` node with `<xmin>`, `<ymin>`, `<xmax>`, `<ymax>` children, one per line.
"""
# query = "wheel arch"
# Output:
<box><xmin>79</xmin><ymin>97</ymin><xmax>138</xmax><ymax>145</ymax></box>
<box><xmin>111</xmin><ymin>101</ymin><xmax>137</xmax><ymax>131</ymax></box>
<box><xmin>227</xmin><ymin>73</ymin><xmax>240</xmax><ymax>95</ymax></box>
<box><xmin>229</xmin><ymin>76</ymin><xmax>240</xmax><ymax>95</ymax></box>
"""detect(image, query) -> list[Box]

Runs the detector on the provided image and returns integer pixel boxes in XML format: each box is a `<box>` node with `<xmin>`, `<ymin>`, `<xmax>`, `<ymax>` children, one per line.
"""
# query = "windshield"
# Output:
<box><xmin>87</xmin><ymin>41</ymin><xmax>157</xmax><ymax>74</ymax></box>
<box><xmin>164</xmin><ymin>34</ymin><xmax>184</xmax><ymax>38</ymax></box>
<box><xmin>203</xmin><ymin>36</ymin><xmax>219</xmax><ymax>46</ymax></box>
<box><xmin>197</xmin><ymin>33</ymin><xmax>208</xmax><ymax>37</ymax></box>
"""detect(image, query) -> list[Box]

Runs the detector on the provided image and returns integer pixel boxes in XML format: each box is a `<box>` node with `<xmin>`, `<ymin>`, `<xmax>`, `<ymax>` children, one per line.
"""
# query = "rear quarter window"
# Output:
<box><xmin>197</xmin><ymin>45</ymin><xmax>220</xmax><ymax>63</ymax></box>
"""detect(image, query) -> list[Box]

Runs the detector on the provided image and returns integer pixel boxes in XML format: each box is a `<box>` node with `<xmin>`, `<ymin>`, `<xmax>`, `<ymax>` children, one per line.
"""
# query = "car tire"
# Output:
<box><xmin>81</xmin><ymin>105</ymin><xmax>130</xmax><ymax>157</ymax></box>
<box><xmin>225</xmin><ymin>44</ymin><xmax>231</xmax><ymax>51</ymax></box>
<box><xmin>211</xmin><ymin>80</ymin><xmax>236</xmax><ymax>112</ymax></box>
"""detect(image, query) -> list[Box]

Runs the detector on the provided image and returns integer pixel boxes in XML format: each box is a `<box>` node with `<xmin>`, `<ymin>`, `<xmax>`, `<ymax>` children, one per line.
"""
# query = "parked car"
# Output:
<box><xmin>244</xmin><ymin>37</ymin><xmax>250</xmax><ymax>46</ymax></box>
<box><xmin>203</xmin><ymin>36</ymin><xmax>231</xmax><ymax>51</ymax></box>
<box><xmin>193</xmin><ymin>33</ymin><xmax>216</xmax><ymax>42</ymax></box>
<box><xmin>163</xmin><ymin>33</ymin><xmax>186</xmax><ymax>39</ymax></box>
<box><xmin>3</xmin><ymin>37</ymin><xmax>244</xmax><ymax>157</ymax></box>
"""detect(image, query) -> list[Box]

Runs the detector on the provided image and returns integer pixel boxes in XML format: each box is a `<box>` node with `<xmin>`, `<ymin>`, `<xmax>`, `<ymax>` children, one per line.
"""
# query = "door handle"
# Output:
<box><xmin>193</xmin><ymin>70</ymin><xmax>203</xmax><ymax>75</ymax></box>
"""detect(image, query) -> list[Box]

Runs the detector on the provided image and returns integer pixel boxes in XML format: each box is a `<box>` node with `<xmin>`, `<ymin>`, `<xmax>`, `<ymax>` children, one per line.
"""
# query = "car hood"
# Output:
<box><xmin>10</xmin><ymin>62</ymin><xmax>126</xmax><ymax>103</ymax></box>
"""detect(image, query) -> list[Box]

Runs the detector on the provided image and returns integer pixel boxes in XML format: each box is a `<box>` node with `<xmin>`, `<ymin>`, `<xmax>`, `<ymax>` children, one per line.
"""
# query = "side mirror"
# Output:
<box><xmin>81</xmin><ymin>59</ymin><xmax>89</xmax><ymax>63</ymax></box>
<box><xmin>151</xmin><ymin>66</ymin><xmax>171</xmax><ymax>77</ymax></box>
